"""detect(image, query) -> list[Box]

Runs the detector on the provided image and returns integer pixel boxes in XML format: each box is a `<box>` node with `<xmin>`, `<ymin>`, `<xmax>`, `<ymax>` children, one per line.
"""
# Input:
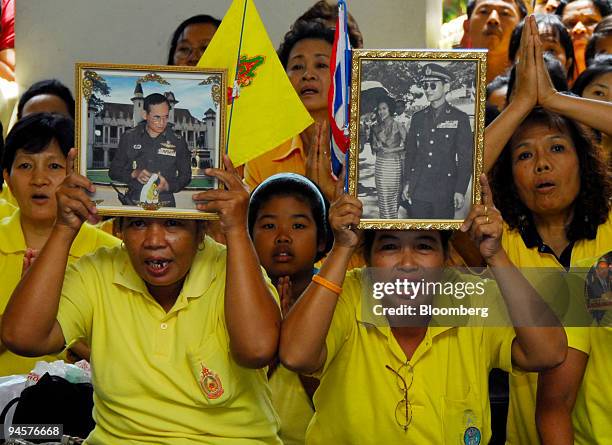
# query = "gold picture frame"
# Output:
<box><xmin>348</xmin><ymin>50</ymin><xmax>487</xmax><ymax>230</ymax></box>
<box><xmin>75</xmin><ymin>63</ymin><xmax>227</xmax><ymax>219</ymax></box>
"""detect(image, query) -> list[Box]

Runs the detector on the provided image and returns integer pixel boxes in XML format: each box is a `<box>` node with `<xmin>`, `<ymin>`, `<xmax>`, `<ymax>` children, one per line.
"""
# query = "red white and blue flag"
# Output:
<box><xmin>328</xmin><ymin>0</ymin><xmax>352</xmax><ymax>182</ymax></box>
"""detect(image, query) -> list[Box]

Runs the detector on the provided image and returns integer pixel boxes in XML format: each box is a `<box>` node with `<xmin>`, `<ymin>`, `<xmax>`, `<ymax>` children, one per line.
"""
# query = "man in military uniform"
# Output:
<box><xmin>400</xmin><ymin>63</ymin><xmax>473</xmax><ymax>219</ymax></box>
<box><xmin>109</xmin><ymin>93</ymin><xmax>192</xmax><ymax>207</ymax></box>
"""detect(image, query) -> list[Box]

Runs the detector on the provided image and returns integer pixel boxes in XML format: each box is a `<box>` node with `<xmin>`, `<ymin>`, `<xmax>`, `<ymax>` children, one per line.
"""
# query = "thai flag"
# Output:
<box><xmin>328</xmin><ymin>0</ymin><xmax>352</xmax><ymax>181</ymax></box>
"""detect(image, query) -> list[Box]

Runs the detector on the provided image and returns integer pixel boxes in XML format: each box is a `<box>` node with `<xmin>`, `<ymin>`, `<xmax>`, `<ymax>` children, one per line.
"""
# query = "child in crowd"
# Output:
<box><xmin>249</xmin><ymin>173</ymin><xmax>333</xmax><ymax>445</ymax></box>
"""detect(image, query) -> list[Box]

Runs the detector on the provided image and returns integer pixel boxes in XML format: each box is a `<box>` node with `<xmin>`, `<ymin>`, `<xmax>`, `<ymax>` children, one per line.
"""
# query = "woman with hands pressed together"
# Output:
<box><xmin>1</xmin><ymin>152</ymin><xmax>282</xmax><ymax>444</ymax></box>
<box><xmin>279</xmin><ymin>173</ymin><xmax>566</xmax><ymax>444</ymax></box>
<box><xmin>483</xmin><ymin>14</ymin><xmax>612</xmax><ymax>445</ymax></box>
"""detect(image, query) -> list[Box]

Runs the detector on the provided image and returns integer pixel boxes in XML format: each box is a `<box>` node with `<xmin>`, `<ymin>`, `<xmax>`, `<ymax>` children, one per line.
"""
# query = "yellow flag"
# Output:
<box><xmin>198</xmin><ymin>0</ymin><xmax>313</xmax><ymax>166</ymax></box>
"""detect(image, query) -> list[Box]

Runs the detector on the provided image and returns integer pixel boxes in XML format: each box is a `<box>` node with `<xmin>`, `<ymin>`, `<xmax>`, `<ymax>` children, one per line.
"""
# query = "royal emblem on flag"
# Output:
<box><xmin>199</xmin><ymin>363</ymin><xmax>224</xmax><ymax>399</ymax></box>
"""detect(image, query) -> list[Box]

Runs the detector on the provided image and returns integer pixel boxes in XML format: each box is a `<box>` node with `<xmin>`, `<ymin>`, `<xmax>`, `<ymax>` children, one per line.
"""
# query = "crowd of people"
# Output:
<box><xmin>0</xmin><ymin>0</ymin><xmax>611</xmax><ymax>444</ymax></box>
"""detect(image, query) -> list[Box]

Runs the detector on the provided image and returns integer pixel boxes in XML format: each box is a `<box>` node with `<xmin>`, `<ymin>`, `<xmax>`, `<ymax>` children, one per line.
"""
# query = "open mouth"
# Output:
<box><xmin>144</xmin><ymin>258</ymin><xmax>172</xmax><ymax>275</ymax></box>
<box><xmin>272</xmin><ymin>248</ymin><xmax>294</xmax><ymax>262</ymax></box>
<box><xmin>31</xmin><ymin>194</ymin><xmax>50</xmax><ymax>204</ymax></box>
<box><xmin>535</xmin><ymin>181</ymin><xmax>556</xmax><ymax>192</ymax></box>
<box><xmin>300</xmin><ymin>87</ymin><xmax>319</xmax><ymax>97</ymax></box>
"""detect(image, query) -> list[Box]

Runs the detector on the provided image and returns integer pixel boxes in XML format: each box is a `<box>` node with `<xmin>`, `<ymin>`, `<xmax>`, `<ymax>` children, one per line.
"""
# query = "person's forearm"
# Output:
<box><xmin>537</xmin><ymin>404</ymin><xmax>574</xmax><ymax>445</ymax></box>
<box><xmin>1</xmin><ymin>226</ymin><xmax>75</xmax><ymax>355</ymax></box>
<box><xmin>280</xmin><ymin>244</ymin><xmax>354</xmax><ymax>373</ymax></box>
<box><xmin>484</xmin><ymin>99</ymin><xmax>533</xmax><ymax>173</ymax></box>
<box><xmin>487</xmin><ymin>251</ymin><xmax>566</xmax><ymax>371</ymax></box>
<box><xmin>0</xmin><ymin>61</ymin><xmax>14</xmax><ymax>82</ymax></box>
<box><xmin>224</xmin><ymin>229</ymin><xmax>281</xmax><ymax>368</ymax></box>
<box><xmin>544</xmin><ymin>92</ymin><xmax>612</xmax><ymax>136</ymax></box>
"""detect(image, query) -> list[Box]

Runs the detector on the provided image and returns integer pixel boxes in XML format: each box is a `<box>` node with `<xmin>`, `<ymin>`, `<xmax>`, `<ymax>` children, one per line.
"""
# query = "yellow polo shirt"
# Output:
<box><xmin>305</xmin><ymin>268</ymin><xmax>517</xmax><ymax>445</ymax></box>
<box><xmin>571</xmin><ymin>327</ymin><xmax>612</xmax><ymax>444</ymax></box>
<box><xmin>0</xmin><ymin>186</ymin><xmax>17</xmax><ymax>207</ymax></box>
<box><xmin>0</xmin><ymin>198</ymin><xmax>16</xmax><ymax>219</ymax></box>
<box><xmin>502</xmin><ymin>215</ymin><xmax>612</xmax><ymax>445</ymax></box>
<box><xmin>244</xmin><ymin>135</ymin><xmax>305</xmax><ymax>191</ymax></box>
<box><xmin>0</xmin><ymin>210</ymin><xmax>119</xmax><ymax>376</ymax></box>
<box><xmin>57</xmin><ymin>237</ymin><xmax>281</xmax><ymax>445</ymax></box>
<box><xmin>269</xmin><ymin>365</ymin><xmax>314</xmax><ymax>445</ymax></box>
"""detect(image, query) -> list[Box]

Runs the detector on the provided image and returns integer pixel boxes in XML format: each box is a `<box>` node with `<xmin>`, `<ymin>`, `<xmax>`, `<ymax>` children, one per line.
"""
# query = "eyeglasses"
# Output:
<box><xmin>174</xmin><ymin>45</ymin><xmax>208</xmax><ymax>59</ymax></box>
<box><xmin>385</xmin><ymin>362</ymin><xmax>414</xmax><ymax>432</ymax></box>
<box><xmin>421</xmin><ymin>82</ymin><xmax>439</xmax><ymax>91</ymax></box>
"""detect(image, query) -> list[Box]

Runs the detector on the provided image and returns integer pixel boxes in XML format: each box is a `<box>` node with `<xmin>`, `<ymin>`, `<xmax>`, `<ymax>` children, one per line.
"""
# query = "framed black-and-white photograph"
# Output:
<box><xmin>348</xmin><ymin>50</ymin><xmax>487</xmax><ymax>229</ymax></box>
<box><xmin>75</xmin><ymin>63</ymin><xmax>226</xmax><ymax>218</ymax></box>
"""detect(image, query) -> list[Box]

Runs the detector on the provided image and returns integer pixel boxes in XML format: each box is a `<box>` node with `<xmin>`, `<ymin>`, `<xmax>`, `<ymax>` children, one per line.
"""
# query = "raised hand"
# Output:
<box><xmin>55</xmin><ymin>148</ymin><xmax>99</xmax><ymax>233</ymax></box>
<box><xmin>192</xmin><ymin>154</ymin><xmax>249</xmax><ymax>236</ymax></box>
<box><xmin>460</xmin><ymin>174</ymin><xmax>503</xmax><ymax>262</ymax></box>
<box><xmin>304</xmin><ymin>122</ymin><xmax>336</xmax><ymax>202</ymax></box>
<box><xmin>329</xmin><ymin>167</ymin><xmax>362</xmax><ymax>250</ymax></box>
<box><xmin>513</xmin><ymin>14</ymin><xmax>538</xmax><ymax>109</ymax></box>
<box><xmin>532</xmin><ymin>15</ymin><xmax>559</xmax><ymax>108</ymax></box>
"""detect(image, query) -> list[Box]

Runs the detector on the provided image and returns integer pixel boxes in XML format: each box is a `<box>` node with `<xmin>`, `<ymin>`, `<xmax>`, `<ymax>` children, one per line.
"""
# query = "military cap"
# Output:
<box><xmin>420</xmin><ymin>63</ymin><xmax>455</xmax><ymax>83</ymax></box>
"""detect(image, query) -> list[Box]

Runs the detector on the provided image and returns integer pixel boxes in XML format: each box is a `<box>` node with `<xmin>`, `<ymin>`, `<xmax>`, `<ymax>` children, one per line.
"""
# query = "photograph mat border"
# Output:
<box><xmin>348</xmin><ymin>49</ymin><xmax>487</xmax><ymax>230</ymax></box>
<box><xmin>75</xmin><ymin>62</ymin><xmax>227</xmax><ymax>220</ymax></box>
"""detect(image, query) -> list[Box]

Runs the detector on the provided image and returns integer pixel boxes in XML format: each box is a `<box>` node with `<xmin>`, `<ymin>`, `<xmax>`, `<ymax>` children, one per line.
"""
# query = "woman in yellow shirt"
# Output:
<box><xmin>0</xmin><ymin>113</ymin><xmax>118</xmax><ymax>375</ymax></box>
<box><xmin>1</xmin><ymin>152</ymin><xmax>282</xmax><ymax>444</ymax></box>
<box><xmin>279</xmin><ymin>175</ymin><xmax>566</xmax><ymax>444</ymax></box>
<box><xmin>484</xmin><ymin>17</ymin><xmax>612</xmax><ymax>445</ymax></box>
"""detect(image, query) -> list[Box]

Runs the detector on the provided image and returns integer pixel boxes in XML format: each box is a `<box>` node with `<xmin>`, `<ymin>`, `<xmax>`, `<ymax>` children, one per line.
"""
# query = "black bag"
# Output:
<box><xmin>8</xmin><ymin>373</ymin><xmax>95</xmax><ymax>442</ymax></box>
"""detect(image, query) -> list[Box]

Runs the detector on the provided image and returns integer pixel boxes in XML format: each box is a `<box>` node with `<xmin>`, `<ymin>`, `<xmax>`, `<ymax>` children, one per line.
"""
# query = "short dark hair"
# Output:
<box><xmin>466</xmin><ymin>0</ymin><xmax>528</xmax><ymax>18</ymax></box>
<box><xmin>296</xmin><ymin>0</ymin><xmax>364</xmax><ymax>48</ymax></box>
<box><xmin>506</xmin><ymin>52</ymin><xmax>569</xmax><ymax>102</ymax></box>
<box><xmin>489</xmin><ymin>108</ymin><xmax>612</xmax><ymax>242</ymax></box>
<box><xmin>556</xmin><ymin>0</ymin><xmax>612</xmax><ymax>20</ymax></box>
<box><xmin>167</xmin><ymin>15</ymin><xmax>221</xmax><ymax>65</ymax></box>
<box><xmin>508</xmin><ymin>14</ymin><xmax>575</xmax><ymax>76</ymax></box>
<box><xmin>17</xmin><ymin>79</ymin><xmax>75</xmax><ymax>120</ymax></box>
<box><xmin>585</xmin><ymin>16</ymin><xmax>612</xmax><ymax>64</ymax></box>
<box><xmin>571</xmin><ymin>54</ymin><xmax>612</xmax><ymax>95</ymax></box>
<box><xmin>143</xmin><ymin>93</ymin><xmax>171</xmax><ymax>113</ymax></box>
<box><xmin>362</xmin><ymin>230</ymin><xmax>452</xmax><ymax>266</ymax></box>
<box><xmin>248</xmin><ymin>173</ymin><xmax>333</xmax><ymax>262</ymax></box>
<box><xmin>486</xmin><ymin>74</ymin><xmax>510</xmax><ymax>99</ymax></box>
<box><xmin>278</xmin><ymin>19</ymin><xmax>335</xmax><ymax>69</ymax></box>
<box><xmin>2</xmin><ymin>113</ymin><xmax>74</xmax><ymax>182</ymax></box>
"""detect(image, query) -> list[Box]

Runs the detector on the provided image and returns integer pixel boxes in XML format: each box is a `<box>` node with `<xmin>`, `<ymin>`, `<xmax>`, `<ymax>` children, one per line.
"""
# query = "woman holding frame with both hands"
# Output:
<box><xmin>279</xmin><ymin>170</ymin><xmax>567</xmax><ymax>444</ymax></box>
<box><xmin>1</xmin><ymin>150</ymin><xmax>283</xmax><ymax>444</ymax></box>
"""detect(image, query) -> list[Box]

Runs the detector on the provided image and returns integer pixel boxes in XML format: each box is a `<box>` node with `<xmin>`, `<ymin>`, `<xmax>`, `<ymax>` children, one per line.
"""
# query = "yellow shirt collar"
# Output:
<box><xmin>271</xmin><ymin>135</ymin><xmax>305</xmax><ymax>162</ymax></box>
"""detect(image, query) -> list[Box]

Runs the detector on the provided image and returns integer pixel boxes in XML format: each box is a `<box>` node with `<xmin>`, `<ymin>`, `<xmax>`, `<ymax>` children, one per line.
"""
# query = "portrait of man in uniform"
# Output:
<box><xmin>351</xmin><ymin>51</ymin><xmax>485</xmax><ymax>229</ymax></box>
<box><xmin>109</xmin><ymin>93</ymin><xmax>192</xmax><ymax>207</ymax></box>
<box><xmin>400</xmin><ymin>63</ymin><xmax>473</xmax><ymax>220</ymax></box>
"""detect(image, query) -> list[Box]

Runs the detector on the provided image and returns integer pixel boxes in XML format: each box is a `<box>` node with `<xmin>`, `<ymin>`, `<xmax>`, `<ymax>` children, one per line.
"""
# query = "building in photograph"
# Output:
<box><xmin>86</xmin><ymin>82</ymin><xmax>216</xmax><ymax>176</ymax></box>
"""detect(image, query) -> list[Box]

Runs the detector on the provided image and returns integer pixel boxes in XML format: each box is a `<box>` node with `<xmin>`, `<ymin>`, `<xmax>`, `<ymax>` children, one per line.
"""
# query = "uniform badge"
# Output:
<box><xmin>463</xmin><ymin>410</ymin><xmax>481</xmax><ymax>445</ymax></box>
<box><xmin>463</xmin><ymin>426</ymin><xmax>481</xmax><ymax>445</ymax></box>
<box><xmin>199</xmin><ymin>363</ymin><xmax>224</xmax><ymax>400</ymax></box>
<box><xmin>437</xmin><ymin>120</ymin><xmax>458</xmax><ymax>129</ymax></box>
<box><xmin>425</xmin><ymin>66</ymin><xmax>432</xmax><ymax>76</ymax></box>
<box><xmin>158</xmin><ymin>141</ymin><xmax>177</xmax><ymax>157</ymax></box>
<box><xmin>133</xmin><ymin>144</ymin><xmax>142</xmax><ymax>150</ymax></box>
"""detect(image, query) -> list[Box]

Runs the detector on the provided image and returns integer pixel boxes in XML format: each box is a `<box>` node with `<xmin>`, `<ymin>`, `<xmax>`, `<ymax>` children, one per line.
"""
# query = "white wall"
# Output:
<box><xmin>15</xmin><ymin>0</ymin><xmax>442</xmax><ymax>94</ymax></box>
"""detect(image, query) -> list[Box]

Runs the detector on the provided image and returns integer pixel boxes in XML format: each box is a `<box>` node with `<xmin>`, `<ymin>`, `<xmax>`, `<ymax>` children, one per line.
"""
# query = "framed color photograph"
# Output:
<box><xmin>75</xmin><ymin>63</ymin><xmax>226</xmax><ymax>218</ymax></box>
<box><xmin>348</xmin><ymin>50</ymin><xmax>487</xmax><ymax>229</ymax></box>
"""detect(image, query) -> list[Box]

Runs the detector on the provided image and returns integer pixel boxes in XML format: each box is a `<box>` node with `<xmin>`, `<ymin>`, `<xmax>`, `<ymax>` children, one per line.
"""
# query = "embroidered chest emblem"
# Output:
<box><xmin>158</xmin><ymin>141</ymin><xmax>176</xmax><ymax>156</ymax></box>
<box><xmin>199</xmin><ymin>363</ymin><xmax>224</xmax><ymax>399</ymax></box>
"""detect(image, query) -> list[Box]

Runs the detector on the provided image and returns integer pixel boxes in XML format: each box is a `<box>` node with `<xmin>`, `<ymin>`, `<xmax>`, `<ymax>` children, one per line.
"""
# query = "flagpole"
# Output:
<box><xmin>225</xmin><ymin>0</ymin><xmax>249</xmax><ymax>156</ymax></box>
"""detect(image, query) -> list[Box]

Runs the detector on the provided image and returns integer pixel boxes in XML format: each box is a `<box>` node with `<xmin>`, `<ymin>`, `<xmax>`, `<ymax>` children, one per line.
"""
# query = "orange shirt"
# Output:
<box><xmin>244</xmin><ymin>135</ymin><xmax>304</xmax><ymax>191</ymax></box>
